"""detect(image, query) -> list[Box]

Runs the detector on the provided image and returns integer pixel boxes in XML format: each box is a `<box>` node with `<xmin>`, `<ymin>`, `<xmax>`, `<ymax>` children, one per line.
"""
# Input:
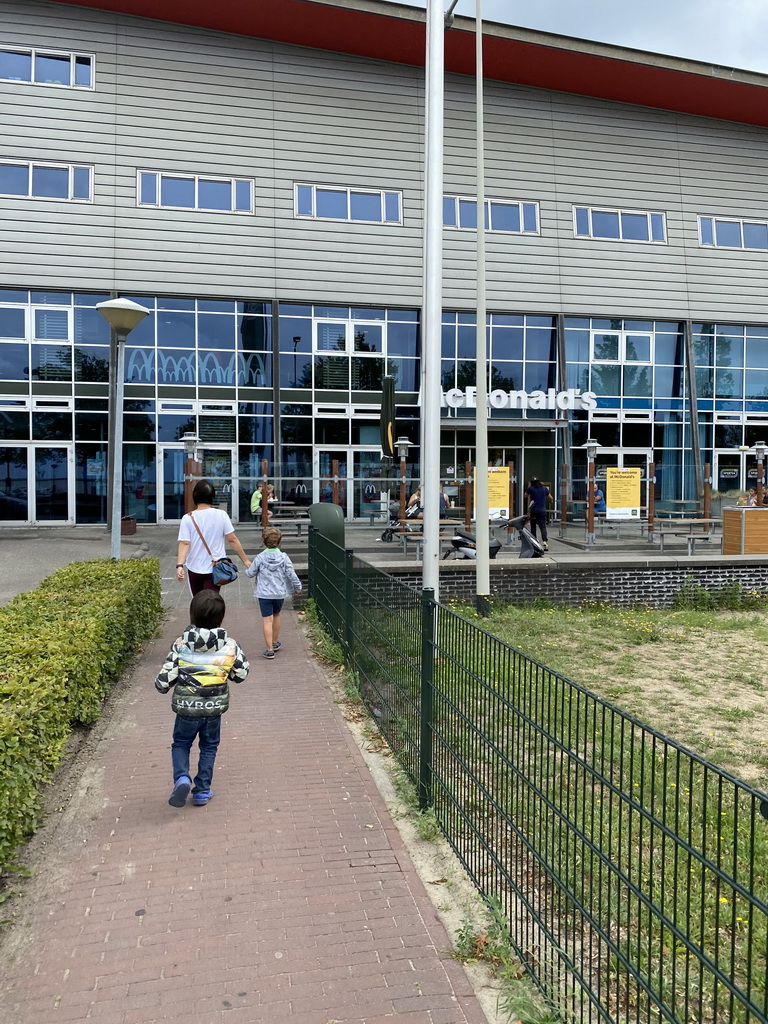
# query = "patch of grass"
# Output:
<box><xmin>713</xmin><ymin>706</ymin><xmax>754</xmax><ymax>722</ymax></box>
<box><xmin>453</xmin><ymin>901</ymin><xmax>561</xmax><ymax>1023</ymax></box>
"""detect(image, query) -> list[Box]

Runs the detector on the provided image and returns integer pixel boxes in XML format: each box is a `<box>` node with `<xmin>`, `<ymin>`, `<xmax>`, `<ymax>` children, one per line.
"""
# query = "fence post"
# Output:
<box><xmin>307</xmin><ymin>527</ymin><xmax>315</xmax><ymax>599</ymax></box>
<box><xmin>418</xmin><ymin>588</ymin><xmax>435</xmax><ymax>810</ymax></box>
<box><xmin>344</xmin><ymin>548</ymin><xmax>354</xmax><ymax>662</ymax></box>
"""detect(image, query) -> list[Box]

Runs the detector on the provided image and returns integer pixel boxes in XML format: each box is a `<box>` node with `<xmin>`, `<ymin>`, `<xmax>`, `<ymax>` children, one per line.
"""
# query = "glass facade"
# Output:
<box><xmin>3</xmin><ymin>286</ymin><xmax>768</xmax><ymax>523</ymax></box>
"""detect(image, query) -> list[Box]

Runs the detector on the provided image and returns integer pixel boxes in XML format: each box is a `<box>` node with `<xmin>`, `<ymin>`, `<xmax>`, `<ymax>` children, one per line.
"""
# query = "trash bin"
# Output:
<box><xmin>121</xmin><ymin>516</ymin><xmax>137</xmax><ymax>536</ymax></box>
<box><xmin>722</xmin><ymin>506</ymin><xmax>768</xmax><ymax>554</ymax></box>
<box><xmin>308</xmin><ymin>502</ymin><xmax>345</xmax><ymax>548</ymax></box>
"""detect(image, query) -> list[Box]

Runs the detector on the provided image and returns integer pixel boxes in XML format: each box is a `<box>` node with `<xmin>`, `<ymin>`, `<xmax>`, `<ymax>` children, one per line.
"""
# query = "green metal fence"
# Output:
<box><xmin>309</xmin><ymin>530</ymin><xmax>768</xmax><ymax>1024</ymax></box>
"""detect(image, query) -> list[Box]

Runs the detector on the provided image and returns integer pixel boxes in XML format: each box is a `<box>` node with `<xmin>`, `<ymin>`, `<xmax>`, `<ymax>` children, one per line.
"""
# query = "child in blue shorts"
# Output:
<box><xmin>246</xmin><ymin>527</ymin><xmax>302</xmax><ymax>659</ymax></box>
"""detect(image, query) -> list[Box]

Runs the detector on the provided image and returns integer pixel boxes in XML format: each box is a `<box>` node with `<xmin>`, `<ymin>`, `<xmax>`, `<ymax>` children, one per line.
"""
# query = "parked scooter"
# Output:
<box><xmin>443</xmin><ymin>522</ymin><xmax>504</xmax><ymax>560</ymax></box>
<box><xmin>507</xmin><ymin>513</ymin><xmax>544</xmax><ymax>558</ymax></box>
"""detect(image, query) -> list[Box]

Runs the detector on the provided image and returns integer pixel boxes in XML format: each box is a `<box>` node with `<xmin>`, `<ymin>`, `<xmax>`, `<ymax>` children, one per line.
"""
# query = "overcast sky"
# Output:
<box><xmin>400</xmin><ymin>0</ymin><xmax>768</xmax><ymax>75</ymax></box>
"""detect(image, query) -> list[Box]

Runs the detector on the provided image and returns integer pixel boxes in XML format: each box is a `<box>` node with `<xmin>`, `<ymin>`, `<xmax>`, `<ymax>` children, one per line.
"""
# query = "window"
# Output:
<box><xmin>0</xmin><ymin>161</ymin><xmax>92</xmax><ymax>201</ymax></box>
<box><xmin>138</xmin><ymin>172</ymin><xmax>254</xmax><ymax>213</ymax></box>
<box><xmin>573</xmin><ymin>206</ymin><xmax>666</xmax><ymax>243</ymax></box>
<box><xmin>699</xmin><ymin>216</ymin><xmax>768</xmax><ymax>251</ymax></box>
<box><xmin>0</xmin><ymin>47</ymin><xmax>93</xmax><ymax>88</ymax></box>
<box><xmin>443</xmin><ymin>196</ymin><xmax>539</xmax><ymax>234</ymax></box>
<box><xmin>591</xmin><ymin>328</ymin><xmax>652</xmax><ymax>364</ymax></box>
<box><xmin>295</xmin><ymin>184</ymin><xmax>402</xmax><ymax>224</ymax></box>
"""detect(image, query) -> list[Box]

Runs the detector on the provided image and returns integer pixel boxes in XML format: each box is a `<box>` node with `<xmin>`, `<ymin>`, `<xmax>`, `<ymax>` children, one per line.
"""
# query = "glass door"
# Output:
<box><xmin>0</xmin><ymin>446</ymin><xmax>30</xmax><ymax>522</ymax></box>
<box><xmin>34</xmin><ymin>446</ymin><xmax>73</xmax><ymax>522</ymax></box>
<box><xmin>158</xmin><ymin>445</ymin><xmax>236</xmax><ymax>523</ymax></box>
<box><xmin>714</xmin><ymin>450</ymin><xmax>761</xmax><ymax>495</ymax></box>
<box><xmin>315</xmin><ymin>448</ymin><xmax>384</xmax><ymax>519</ymax></box>
<box><xmin>316</xmin><ymin>449</ymin><xmax>349</xmax><ymax>517</ymax></box>
<box><xmin>0</xmin><ymin>445</ymin><xmax>74</xmax><ymax>523</ymax></box>
<box><xmin>595</xmin><ymin>448</ymin><xmax>651</xmax><ymax>510</ymax></box>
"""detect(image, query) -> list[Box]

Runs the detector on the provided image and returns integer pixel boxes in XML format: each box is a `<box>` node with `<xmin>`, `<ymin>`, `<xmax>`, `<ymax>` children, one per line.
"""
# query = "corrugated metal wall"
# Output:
<box><xmin>3</xmin><ymin>0</ymin><xmax>768</xmax><ymax>320</ymax></box>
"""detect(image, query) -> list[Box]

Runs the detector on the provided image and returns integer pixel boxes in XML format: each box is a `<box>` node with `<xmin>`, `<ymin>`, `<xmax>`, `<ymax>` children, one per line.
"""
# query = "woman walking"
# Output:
<box><xmin>176</xmin><ymin>480</ymin><xmax>251</xmax><ymax>595</ymax></box>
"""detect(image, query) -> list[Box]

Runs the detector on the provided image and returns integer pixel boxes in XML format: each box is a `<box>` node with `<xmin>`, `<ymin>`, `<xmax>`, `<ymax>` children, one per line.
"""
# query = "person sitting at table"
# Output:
<box><xmin>594</xmin><ymin>485</ymin><xmax>607</xmax><ymax>515</ymax></box>
<box><xmin>747</xmin><ymin>487</ymin><xmax>758</xmax><ymax>507</ymax></box>
<box><xmin>406</xmin><ymin>487</ymin><xmax>423</xmax><ymax>519</ymax></box>
<box><xmin>250</xmin><ymin>483</ymin><xmax>274</xmax><ymax>520</ymax></box>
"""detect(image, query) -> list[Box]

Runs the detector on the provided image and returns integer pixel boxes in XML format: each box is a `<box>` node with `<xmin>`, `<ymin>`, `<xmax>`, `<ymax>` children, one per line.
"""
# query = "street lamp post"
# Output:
<box><xmin>750</xmin><ymin>441</ymin><xmax>768</xmax><ymax>505</ymax></box>
<box><xmin>292</xmin><ymin>336</ymin><xmax>301</xmax><ymax>387</ymax></box>
<box><xmin>97</xmin><ymin>298</ymin><xmax>150</xmax><ymax>559</ymax></box>
<box><xmin>181</xmin><ymin>430</ymin><xmax>201</xmax><ymax>515</ymax></box>
<box><xmin>395</xmin><ymin>436</ymin><xmax>413</xmax><ymax>530</ymax></box>
<box><xmin>582</xmin><ymin>438</ymin><xmax>601</xmax><ymax>547</ymax></box>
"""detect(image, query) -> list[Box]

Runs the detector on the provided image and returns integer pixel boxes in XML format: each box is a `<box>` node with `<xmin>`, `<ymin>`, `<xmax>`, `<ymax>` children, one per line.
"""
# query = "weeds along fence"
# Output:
<box><xmin>308</xmin><ymin>530</ymin><xmax>768</xmax><ymax>1024</ymax></box>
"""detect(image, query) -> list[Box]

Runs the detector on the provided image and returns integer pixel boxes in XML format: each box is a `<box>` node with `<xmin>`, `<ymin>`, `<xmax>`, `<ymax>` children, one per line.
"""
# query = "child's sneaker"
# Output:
<box><xmin>262</xmin><ymin>649</ymin><xmax>275</xmax><ymax>659</ymax></box>
<box><xmin>272</xmin><ymin>641</ymin><xmax>282</xmax><ymax>651</ymax></box>
<box><xmin>168</xmin><ymin>775</ymin><xmax>191</xmax><ymax>808</ymax></box>
<box><xmin>192</xmin><ymin>790</ymin><xmax>213</xmax><ymax>806</ymax></box>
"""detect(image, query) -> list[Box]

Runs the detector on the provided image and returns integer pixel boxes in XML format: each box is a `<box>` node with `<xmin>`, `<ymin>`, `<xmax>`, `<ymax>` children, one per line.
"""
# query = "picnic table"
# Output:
<box><xmin>654</xmin><ymin>517</ymin><xmax>719</xmax><ymax>555</ymax></box>
<box><xmin>397</xmin><ymin>519</ymin><xmax>459</xmax><ymax>556</ymax></box>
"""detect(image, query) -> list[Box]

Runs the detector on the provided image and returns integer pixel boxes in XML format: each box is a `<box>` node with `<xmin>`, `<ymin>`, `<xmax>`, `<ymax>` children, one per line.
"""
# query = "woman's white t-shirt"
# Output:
<box><xmin>178</xmin><ymin>508</ymin><xmax>234</xmax><ymax>575</ymax></box>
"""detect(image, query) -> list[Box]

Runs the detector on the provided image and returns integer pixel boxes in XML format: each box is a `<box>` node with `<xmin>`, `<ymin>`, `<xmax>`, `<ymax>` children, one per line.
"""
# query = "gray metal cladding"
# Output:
<box><xmin>4</xmin><ymin>0</ymin><xmax>768</xmax><ymax>320</ymax></box>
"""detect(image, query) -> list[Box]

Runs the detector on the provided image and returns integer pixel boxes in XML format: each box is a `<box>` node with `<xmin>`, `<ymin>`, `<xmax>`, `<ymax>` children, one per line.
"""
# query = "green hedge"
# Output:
<box><xmin>0</xmin><ymin>558</ymin><xmax>162</xmax><ymax>874</ymax></box>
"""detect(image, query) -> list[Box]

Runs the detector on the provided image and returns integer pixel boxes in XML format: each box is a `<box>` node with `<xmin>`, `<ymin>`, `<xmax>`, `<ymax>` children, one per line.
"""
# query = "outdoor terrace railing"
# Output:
<box><xmin>308</xmin><ymin>530</ymin><xmax>768</xmax><ymax>1024</ymax></box>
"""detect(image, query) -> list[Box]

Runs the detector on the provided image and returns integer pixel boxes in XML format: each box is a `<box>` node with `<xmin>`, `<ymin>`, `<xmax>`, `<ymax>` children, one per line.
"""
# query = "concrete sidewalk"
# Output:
<box><xmin>0</xmin><ymin>598</ymin><xmax>487</xmax><ymax>1024</ymax></box>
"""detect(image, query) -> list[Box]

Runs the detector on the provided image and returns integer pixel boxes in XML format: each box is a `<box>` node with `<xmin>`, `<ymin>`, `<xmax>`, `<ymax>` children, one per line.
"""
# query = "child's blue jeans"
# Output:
<box><xmin>171</xmin><ymin>714</ymin><xmax>221</xmax><ymax>793</ymax></box>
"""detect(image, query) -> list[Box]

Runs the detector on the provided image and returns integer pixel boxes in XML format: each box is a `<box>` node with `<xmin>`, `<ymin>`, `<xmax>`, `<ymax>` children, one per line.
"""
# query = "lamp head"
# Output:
<box><xmin>395</xmin><ymin>436</ymin><xmax>413</xmax><ymax>461</ymax></box>
<box><xmin>750</xmin><ymin>441</ymin><xmax>768</xmax><ymax>459</ymax></box>
<box><xmin>96</xmin><ymin>297</ymin><xmax>150</xmax><ymax>335</ymax></box>
<box><xmin>582</xmin><ymin>438</ymin><xmax>601</xmax><ymax>459</ymax></box>
<box><xmin>181</xmin><ymin>431</ymin><xmax>200</xmax><ymax>457</ymax></box>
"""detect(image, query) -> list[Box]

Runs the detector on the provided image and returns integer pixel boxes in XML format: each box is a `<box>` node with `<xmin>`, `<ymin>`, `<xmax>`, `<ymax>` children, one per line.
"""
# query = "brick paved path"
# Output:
<box><xmin>0</xmin><ymin>603</ymin><xmax>487</xmax><ymax>1024</ymax></box>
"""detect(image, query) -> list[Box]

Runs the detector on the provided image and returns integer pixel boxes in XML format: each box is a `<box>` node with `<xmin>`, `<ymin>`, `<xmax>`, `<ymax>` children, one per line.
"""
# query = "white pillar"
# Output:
<box><xmin>422</xmin><ymin>0</ymin><xmax>445</xmax><ymax>597</ymax></box>
<box><xmin>474</xmin><ymin>0</ymin><xmax>490</xmax><ymax>612</ymax></box>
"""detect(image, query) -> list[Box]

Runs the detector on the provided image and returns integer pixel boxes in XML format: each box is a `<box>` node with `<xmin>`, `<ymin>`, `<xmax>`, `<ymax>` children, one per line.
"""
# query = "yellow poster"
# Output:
<box><xmin>474</xmin><ymin>466</ymin><xmax>511</xmax><ymax>518</ymax></box>
<box><xmin>606</xmin><ymin>467</ymin><xmax>641</xmax><ymax>520</ymax></box>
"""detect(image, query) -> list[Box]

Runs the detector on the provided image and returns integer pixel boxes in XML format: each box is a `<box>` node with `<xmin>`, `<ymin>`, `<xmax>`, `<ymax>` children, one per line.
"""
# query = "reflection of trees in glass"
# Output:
<box><xmin>240</xmin><ymin>310</ymin><xmax>269</xmax><ymax>352</ymax></box>
<box><xmin>593</xmin><ymin>334</ymin><xmax>619</xmax><ymax>361</ymax></box>
<box><xmin>74</xmin><ymin>349</ymin><xmax>109</xmax><ymax>382</ymax></box>
<box><xmin>623</xmin><ymin>365</ymin><xmax>652</xmax><ymax>397</ymax></box>
<box><xmin>453</xmin><ymin>362</ymin><xmax>514</xmax><ymax>391</ymax></box>
<box><xmin>314</xmin><ymin>356</ymin><xmax>348</xmax><ymax>389</ymax></box>
<box><xmin>32</xmin><ymin>346</ymin><xmax>71</xmax><ymax>381</ymax></box>
<box><xmin>695</xmin><ymin>367</ymin><xmax>713</xmax><ymax>398</ymax></box>
<box><xmin>693</xmin><ymin>327</ymin><xmax>714</xmax><ymax>364</ymax></box>
<box><xmin>351</xmin><ymin>357</ymin><xmax>383</xmax><ymax>391</ymax></box>
<box><xmin>590</xmin><ymin>364</ymin><xmax>621</xmax><ymax>396</ymax></box>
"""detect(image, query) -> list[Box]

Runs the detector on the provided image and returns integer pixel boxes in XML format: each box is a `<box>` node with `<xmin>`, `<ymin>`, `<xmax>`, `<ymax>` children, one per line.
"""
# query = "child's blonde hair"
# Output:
<box><xmin>262</xmin><ymin>527</ymin><xmax>282</xmax><ymax>548</ymax></box>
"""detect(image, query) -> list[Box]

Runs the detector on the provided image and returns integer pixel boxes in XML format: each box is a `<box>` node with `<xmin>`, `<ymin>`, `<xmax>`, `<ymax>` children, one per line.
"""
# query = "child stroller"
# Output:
<box><xmin>381</xmin><ymin>500</ymin><xmax>403</xmax><ymax>542</ymax></box>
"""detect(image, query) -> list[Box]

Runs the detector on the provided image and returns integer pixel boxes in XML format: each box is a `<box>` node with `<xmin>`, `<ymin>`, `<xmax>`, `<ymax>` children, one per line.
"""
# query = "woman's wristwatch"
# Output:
<box><xmin>176</xmin><ymin>563</ymin><xmax>185</xmax><ymax>568</ymax></box>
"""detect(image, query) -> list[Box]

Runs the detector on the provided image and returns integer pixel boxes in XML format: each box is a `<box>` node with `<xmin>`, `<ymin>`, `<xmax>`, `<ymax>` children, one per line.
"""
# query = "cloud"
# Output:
<box><xmin>402</xmin><ymin>0</ymin><xmax>768</xmax><ymax>74</ymax></box>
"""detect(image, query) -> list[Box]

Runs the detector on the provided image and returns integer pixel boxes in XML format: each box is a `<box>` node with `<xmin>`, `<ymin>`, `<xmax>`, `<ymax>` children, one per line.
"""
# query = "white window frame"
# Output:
<box><xmin>698</xmin><ymin>215</ymin><xmax>768</xmax><ymax>251</ymax></box>
<box><xmin>294</xmin><ymin>183</ymin><xmax>402</xmax><ymax>225</ymax></box>
<box><xmin>0</xmin><ymin>160</ymin><xmax>92</xmax><ymax>202</ymax></box>
<box><xmin>443</xmin><ymin>195</ymin><xmax>540</xmax><ymax>234</ymax></box>
<box><xmin>0</xmin><ymin>46</ymin><xmax>94</xmax><ymax>88</ymax></box>
<box><xmin>590</xmin><ymin>329</ymin><xmax>653</xmax><ymax>365</ymax></box>
<box><xmin>137</xmin><ymin>171</ymin><xmax>255</xmax><ymax>214</ymax></box>
<box><xmin>573</xmin><ymin>205</ymin><xmax>667</xmax><ymax>244</ymax></box>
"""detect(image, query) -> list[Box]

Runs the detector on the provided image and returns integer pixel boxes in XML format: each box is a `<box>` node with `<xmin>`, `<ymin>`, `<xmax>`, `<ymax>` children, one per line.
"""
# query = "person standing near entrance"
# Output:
<box><xmin>525</xmin><ymin>476</ymin><xmax>550</xmax><ymax>551</ymax></box>
<box><xmin>176</xmin><ymin>479</ymin><xmax>251</xmax><ymax>595</ymax></box>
